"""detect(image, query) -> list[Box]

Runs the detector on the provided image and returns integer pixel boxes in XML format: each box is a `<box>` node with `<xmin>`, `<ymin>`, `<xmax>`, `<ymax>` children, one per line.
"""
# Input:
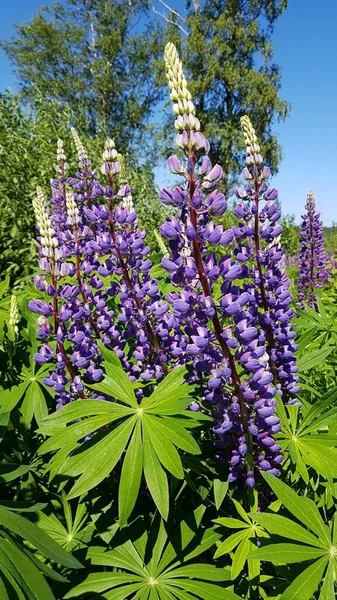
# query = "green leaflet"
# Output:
<box><xmin>262</xmin><ymin>472</ymin><xmax>331</xmax><ymax>544</ymax></box>
<box><xmin>143</xmin><ymin>426</ymin><xmax>169</xmax><ymax>521</ymax></box>
<box><xmin>118</xmin><ymin>420</ymin><xmax>143</xmax><ymax>527</ymax></box>
<box><xmin>248</xmin><ymin>543</ymin><xmax>326</xmax><ymax>563</ymax></box>
<box><xmin>280</xmin><ymin>556</ymin><xmax>328</xmax><ymax>600</ymax></box>
<box><xmin>0</xmin><ymin>506</ymin><xmax>82</xmax><ymax>569</ymax></box>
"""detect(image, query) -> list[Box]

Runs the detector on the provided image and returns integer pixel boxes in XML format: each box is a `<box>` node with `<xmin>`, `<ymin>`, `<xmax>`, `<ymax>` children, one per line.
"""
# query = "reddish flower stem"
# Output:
<box><xmin>188</xmin><ymin>163</ymin><xmax>253</xmax><ymax>469</ymax></box>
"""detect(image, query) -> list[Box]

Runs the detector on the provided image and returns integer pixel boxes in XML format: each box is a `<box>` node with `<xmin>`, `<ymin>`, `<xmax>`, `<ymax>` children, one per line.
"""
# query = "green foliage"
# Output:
<box><xmin>280</xmin><ymin>214</ymin><xmax>300</xmax><ymax>257</ymax></box>
<box><xmin>38</xmin><ymin>354</ymin><xmax>205</xmax><ymax>523</ymax></box>
<box><xmin>1</xmin><ymin>271</ymin><xmax>337</xmax><ymax>598</ymax></box>
<box><xmin>1</xmin><ymin>0</ymin><xmax>163</xmax><ymax>147</ymax></box>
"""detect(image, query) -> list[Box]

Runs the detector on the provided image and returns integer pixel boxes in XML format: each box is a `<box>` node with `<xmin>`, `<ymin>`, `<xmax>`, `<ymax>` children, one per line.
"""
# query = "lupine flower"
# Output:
<box><xmin>9</xmin><ymin>295</ymin><xmax>19</xmax><ymax>337</ymax></box>
<box><xmin>29</xmin><ymin>44</ymin><xmax>299</xmax><ymax>489</ymax></box>
<box><xmin>161</xmin><ymin>43</ymin><xmax>288</xmax><ymax>485</ymax></box>
<box><xmin>235</xmin><ymin>116</ymin><xmax>300</xmax><ymax>405</ymax></box>
<box><xmin>297</xmin><ymin>191</ymin><xmax>329</xmax><ymax>308</ymax></box>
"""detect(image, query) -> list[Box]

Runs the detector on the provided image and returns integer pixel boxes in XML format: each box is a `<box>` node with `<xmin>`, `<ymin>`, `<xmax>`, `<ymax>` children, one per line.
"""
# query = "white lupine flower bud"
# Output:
<box><xmin>164</xmin><ymin>43</ymin><xmax>195</xmax><ymax>121</ymax></box>
<box><xmin>56</xmin><ymin>139</ymin><xmax>67</xmax><ymax>163</ymax></box>
<box><xmin>240</xmin><ymin>115</ymin><xmax>264</xmax><ymax>167</ymax></box>
<box><xmin>9</xmin><ymin>295</ymin><xmax>19</xmax><ymax>335</ymax></box>
<box><xmin>65</xmin><ymin>190</ymin><xmax>80</xmax><ymax>226</ymax></box>
<box><xmin>33</xmin><ymin>187</ymin><xmax>58</xmax><ymax>254</ymax></box>
<box><xmin>71</xmin><ymin>128</ymin><xmax>86</xmax><ymax>157</ymax></box>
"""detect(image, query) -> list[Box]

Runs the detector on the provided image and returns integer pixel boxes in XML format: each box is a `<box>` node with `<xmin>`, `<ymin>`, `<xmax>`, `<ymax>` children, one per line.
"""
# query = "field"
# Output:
<box><xmin>0</xmin><ymin>25</ymin><xmax>337</xmax><ymax>600</ymax></box>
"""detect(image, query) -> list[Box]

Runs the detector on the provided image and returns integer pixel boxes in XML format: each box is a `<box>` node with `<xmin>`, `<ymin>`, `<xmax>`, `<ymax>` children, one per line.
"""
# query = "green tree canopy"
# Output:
<box><xmin>1</xmin><ymin>0</ymin><xmax>163</xmax><ymax>151</ymax></box>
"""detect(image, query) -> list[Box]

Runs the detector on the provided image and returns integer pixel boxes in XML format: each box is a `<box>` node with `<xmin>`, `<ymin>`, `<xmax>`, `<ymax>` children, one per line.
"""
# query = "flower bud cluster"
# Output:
<box><xmin>164</xmin><ymin>43</ymin><xmax>209</xmax><ymax>156</ymax></box>
<box><xmin>9</xmin><ymin>295</ymin><xmax>19</xmax><ymax>336</ymax></box>
<box><xmin>297</xmin><ymin>191</ymin><xmax>329</xmax><ymax>308</ymax></box>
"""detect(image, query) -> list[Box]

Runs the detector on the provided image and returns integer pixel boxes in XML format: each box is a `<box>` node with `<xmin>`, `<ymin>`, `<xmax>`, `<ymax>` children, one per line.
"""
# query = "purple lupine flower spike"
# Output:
<box><xmin>297</xmin><ymin>190</ymin><xmax>330</xmax><ymax>308</ymax></box>
<box><xmin>162</xmin><ymin>43</ymin><xmax>285</xmax><ymax>486</ymax></box>
<box><xmin>235</xmin><ymin>116</ymin><xmax>300</xmax><ymax>406</ymax></box>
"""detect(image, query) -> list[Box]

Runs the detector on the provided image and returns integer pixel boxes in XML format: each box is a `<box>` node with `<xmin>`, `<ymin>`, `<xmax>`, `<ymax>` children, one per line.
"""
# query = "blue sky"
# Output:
<box><xmin>0</xmin><ymin>0</ymin><xmax>336</xmax><ymax>224</ymax></box>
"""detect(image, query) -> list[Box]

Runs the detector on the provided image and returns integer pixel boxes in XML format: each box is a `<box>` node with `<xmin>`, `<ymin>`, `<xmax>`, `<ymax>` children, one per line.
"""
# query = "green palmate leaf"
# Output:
<box><xmin>231</xmin><ymin>498</ymin><xmax>251</xmax><ymax>524</ymax></box>
<box><xmin>64</xmin><ymin>573</ymin><xmax>143</xmax><ymax>597</ymax></box>
<box><xmin>0</xmin><ymin>576</ymin><xmax>8</xmax><ymax>600</ymax></box>
<box><xmin>251</xmin><ymin>513</ymin><xmax>326</xmax><ymax>548</ymax></box>
<box><xmin>39</xmin><ymin>413</ymin><xmax>120</xmax><ymax>455</ymax></box>
<box><xmin>299</xmin><ymin>387</ymin><xmax>337</xmax><ymax>431</ymax></box>
<box><xmin>31</xmin><ymin>381</ymin><xmax>48</xmax><ymax>424</ymax></box>
<box><xmin>0</xmin><ymin>382</ymin><xmax>28</xmax><ymax>413</ymax></box>
<box><xmin>167</xmin><ymin>579</ymin><xmax>242</xmax><ymax>600</ymax></box>
<box><xmin>148</xmin><ymin>416</ymin><xmax>200</xmax><ymax>453</ymax></box>
<box><xmin>143</xmin><ymin>426</ymin><xmax>169</xmax><ymax>521</ymax></box>
<box><xmin>280</xmin><ymin>556</ymin><xmax>328</xmax><ymax>600</ymax></box>
<box><xmin>67</xmin><ymin>417</ymin><xmax>136</xmax><ymax>499</ymax></box>
<box><xmin>319</xmin><ymin>559</ymin><xmax>335</xmax><ymax>600</ymax></box>
<box><xmin>261</xmin><ymin>473</ymin><xmax>330</xmax><ymax>544</ymax></box>
<box><xmin>0</xmin><ymin>506</ymin><xmax>82</xmax><ymax>569</ymax></box>
<box><xmin>142</xmin><ymin>366</ymin><xmax>194</xmax><ymax>412</ymax></box>
<box><xmin>214</xmin><ymin>529</ymin><xmax>249</xmax><ymax>558</ymax></box>
<box><xmin>0</xmin><ymin>412</ymin><xmax>9</xmax><ymax>443</ymax></box>
<box><xmin>0</xmin><ymin>464</ymin><xmax>31</xmax><ymax>483</ymax></box>
<box><xmin>0</xmin><ymin>538</ymin><xmax>55</xmax><ymax>600</ymax></box>
<box><xmin>248</xmin><ymin>543</ymin><xmax>326</xmax><ymax>563</ymax></box>
<box><xmin>214</xmin><ymin>517</ymin><xmax>250</xmax><ymax>530</ymax></box>
<box><xmin>88</xmin><ymin>372</ymin><xmax>138</xmax><ymax>408</ymax></box>
<box><xmin>97</xmin><ymin>339</ymin><xmax>123</xmax><ymax>368</ymax></box>
<box><xmin>163</xmin><ymin>564</ymin><xmax>231</xmax><ymax>581</ymax></box>
<box><xmin>39</xmin><ymin>366</ymin><xmax>201</xmax><ymax>520</ymax></box>
<box><xmin>119</xmin><ymin>420</ymin><xmax>143</xmax><ymax>527</ymax></box>
<box><xmin>213</xmin><ymin>479</ymin><xmax>229</xmax><ymax>511</ymax></box>
<box><xmin>231</xmin><ymin>535</ymin><xmax>251</xmax><ymax>580</ymax></box>
<box><xmin>141</xmin><ymin>365</ymin><xmax>189</xmax><ymax>409</ymax></box>
<box><xmin>144</xmin><ymin>418</ymin><xmax>184</xmax><ymax>480</ymax></box>
<box><xmin>297</xmin><ymin>347</ymin><xmax>334</xmax><ymax>371</ymax></box>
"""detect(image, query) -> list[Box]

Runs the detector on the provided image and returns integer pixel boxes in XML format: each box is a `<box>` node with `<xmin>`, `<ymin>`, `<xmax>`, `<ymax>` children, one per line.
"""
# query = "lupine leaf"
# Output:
<box><xmin>64</xmin><ymin>573</ymin><xmax>143</xmax><ymax>597</ymax></box>
<box><xmin>298</xmin><ymin>387</ymin><xmax>337</xmax><ymax>431</ymax></box>
<box><xmin>0</xmin><ymin>382</ymin><xmax>29</xmax><ymax>413</ymax></box>
<box><xmin>280</xmin><ymin>555</ymin><xmax>328</xmax><ymax>600</ymax></box>
<box><xmin>297</xmin><ymin>347</ymin><xmax>334</xmax><ymax>371</ymax></box>
<box><xmin>67</xmin><ymin>417</ymin><xmax>136</xmax><ymax>499</ymax></box>
<box><xmin>143</xmin><ymin>427</ymin><xmax>169</xmax><ymax>520</ymax></box>
<box><xmin>144</xmin><ymin>418</ymin><xmax>184</xmax><ymax>479</ymax></box>
<box><xmin>103</xmin><ymin>583</ymin><xmax>146</xmax><ymax>600</ymax></box>
<box><xmin>213</xmin><ymin>479</ymin><xmax>229</xmax><ymax>510</ymax></box>
<box><xmin>231</xmin><ymin>535</ymin><xmax>251</xmax><ymax>579</ymax></box>
<box><xmin>31</xmin><ymin>381</ymin><xmax>48</xmax><ymax>424</ymax></box>
<box><xmin>0</xmin><ymin>575</ymin><xmax>9</xmax><ymax>600</ymax></box>
<box><xmin>248</xmin><ymin>543</ymin><xmax>326</xmax><ymax>563</ymax></box>
<box><xmin>88</xmin><ymin>371</ymin><xmax>137</xmax><ymax>408</ymax></box>
<box><xmin>140</xmin><ymin>365</ymin><xmax>189</xmax><ymax>408</ymax></box>
<box><xmin>214</xmin><ymin>529</ymin><xmax>249</xmax><ymax>558</ymax></box>
<box><xmin>97</xmin><ymin>340</ymin><xmax>123</xmax><ymax>368</ymax></box>
<box><xmin>148</xmin><ymin>416</ymin><xmax>200</xmax><ymax>454</ymax></box>
<box><xmin>0</xmin><ymin>506</ymin><xmax>82</xmax><ymax>568</ymax></box>
<box><xmin>168</xmin><ymin>579</ymin><xmax>242</xmax><ymax>599</ymax></box>
<box><xmin>119</xmin><ymin>420</ymin><xmax>143</xmax><ymax>527</ymax></box>
<box><xmin>40</xmin><ymin>399</ymin><xmax>130</xmax><ymax>433</ymax></box>
<box><xmin>251</xmin><ymin>513</ymin><xmax>326</xmax><ymax>548</ymax></box>
<box><xmin>162</xmin><ymin>564</ymin><xmax>231</xmax><ymax>581</ymax></box>
<box><xmin>262</xmin><ymin>472</ymin><xmax>331</xmax><ymax>544</ymax></box>
<box><xmin>318</xmin><ymin>559</ymin><xmax>335</xmax><ymax>600</ymax></box>
<box><xmin>213</xmin><ymin>517</ymin><xmax>250</xmax><ymax>530</ymax></box>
